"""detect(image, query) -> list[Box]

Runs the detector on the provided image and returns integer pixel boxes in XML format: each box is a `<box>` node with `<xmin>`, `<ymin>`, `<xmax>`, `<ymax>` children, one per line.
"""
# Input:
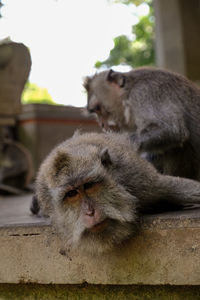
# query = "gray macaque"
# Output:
<box><xmin>84</xmin><ymin>68</ymin><xmax>200</xmax><ymax>180</ymax></box>
<box><xmin>34</xmin><ymin>132</ymin><xmax>200</xmax><ymax>254</ymax></box>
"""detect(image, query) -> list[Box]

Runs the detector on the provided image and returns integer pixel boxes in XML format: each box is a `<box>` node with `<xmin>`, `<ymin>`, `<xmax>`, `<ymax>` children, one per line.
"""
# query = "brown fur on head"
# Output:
<box><xmin>35</xmin><ymin>132</ymin><xmax>140</xmax><ymax>254</ymax></box>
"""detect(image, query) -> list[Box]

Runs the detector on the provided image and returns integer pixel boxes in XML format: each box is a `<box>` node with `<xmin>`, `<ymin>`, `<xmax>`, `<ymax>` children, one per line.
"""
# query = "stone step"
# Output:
<box><xmin>0</xmin><ymin>194</ymin><xmax>200</xmax><ymax>285</ymax></box>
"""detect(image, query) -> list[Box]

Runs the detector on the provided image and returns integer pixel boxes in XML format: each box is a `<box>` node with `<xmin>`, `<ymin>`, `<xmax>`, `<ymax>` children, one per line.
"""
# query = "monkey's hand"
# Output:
<box><xmin>30</xmin><ymin>195</ymin><xmax>40</xmax><ymax>215</ymax></box>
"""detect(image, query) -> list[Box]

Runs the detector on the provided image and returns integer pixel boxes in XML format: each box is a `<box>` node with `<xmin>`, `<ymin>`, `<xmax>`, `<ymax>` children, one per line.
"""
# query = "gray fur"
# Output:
<box><xmin>84</xmin><ymin>67</ymin><xmax>200</xmax><ymax>180</ymax></box>
<box><xmin>35</xmin><ymin>132</ymin><xmax>200</xmax><ymax>254</ymax></box>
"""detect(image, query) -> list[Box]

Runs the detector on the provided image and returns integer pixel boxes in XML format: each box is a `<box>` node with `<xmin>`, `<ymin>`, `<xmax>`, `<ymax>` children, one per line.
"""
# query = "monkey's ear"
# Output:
<box><xmin>100</xmin><ymin>148</ymin><xmax>112</xmax><ymax>167</ymax></box>
<box><xmin>106</xmin><ymin>69</ymin><xmax>126</xmax><ymax>88</ymax></box>
<box><xmin>46</xmin><ymin>151</ymin><xmax>70</xmax><ymax>186</ymax></box>
<box><xmin>53</xmin><ymin>152</ymin><xmax>69</xmax><ymax>172</ymax></box>
<box><xmin>83</xmin><ymin>76</ymin><xmax>91</xmax><ymax>91</ymax></box>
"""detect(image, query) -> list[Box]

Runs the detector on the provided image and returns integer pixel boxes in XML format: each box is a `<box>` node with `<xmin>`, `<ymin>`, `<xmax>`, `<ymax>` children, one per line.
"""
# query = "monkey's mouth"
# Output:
<box><xmin>88</xmin><ymin>218</ymin><xmax>109</xmax><ymax>233</ymax></box>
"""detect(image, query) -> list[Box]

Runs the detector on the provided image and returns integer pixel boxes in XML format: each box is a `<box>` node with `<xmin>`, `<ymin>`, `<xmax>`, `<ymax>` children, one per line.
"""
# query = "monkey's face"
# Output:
<box><xmin>53</xmin><ymin>177</ymin><xmax>136</xmax><ymax>254</ymax></box>
<box><xmin>84</xmin><ymin>71</ymin><xmax>126</xmax><ymax>132</ymax></box>
<box><xmin>41</xmin><ymin>138</ymin><xmax>138</xmax><ymax>254</ymax></box>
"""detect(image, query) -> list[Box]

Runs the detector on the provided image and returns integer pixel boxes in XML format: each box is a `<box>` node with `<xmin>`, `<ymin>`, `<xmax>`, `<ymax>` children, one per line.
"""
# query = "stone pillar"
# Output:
<box><xmin>154</xmin><ymin>0</ymin><xmax>200</xmax><ymax>81</ymax></box>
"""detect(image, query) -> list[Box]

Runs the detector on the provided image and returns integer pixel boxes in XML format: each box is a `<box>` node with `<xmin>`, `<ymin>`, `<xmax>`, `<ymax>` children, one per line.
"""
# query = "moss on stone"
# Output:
<box><xmin>1</xmin><ymin>284</ymin><xmax>200</xmax><ymax>300</ymax></box>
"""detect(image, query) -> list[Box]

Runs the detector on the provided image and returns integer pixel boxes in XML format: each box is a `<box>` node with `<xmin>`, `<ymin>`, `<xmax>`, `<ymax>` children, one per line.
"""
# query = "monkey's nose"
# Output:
<box><xmin>86</xmin><ymin>208</ymin><xmax>95</xmax><ymax>217</ymax></box>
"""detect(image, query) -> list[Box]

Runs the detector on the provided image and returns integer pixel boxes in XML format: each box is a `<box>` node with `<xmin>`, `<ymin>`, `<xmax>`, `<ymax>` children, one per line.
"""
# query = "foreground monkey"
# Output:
<box><xmin>34</xmin><ymin>132</ymin><xmax>200</xmax><ymax>254</ymax></box>
<box><xmin>84</xmin><ymin>67</ymin><xmax>200</xmax><ymax>180</ymax></box>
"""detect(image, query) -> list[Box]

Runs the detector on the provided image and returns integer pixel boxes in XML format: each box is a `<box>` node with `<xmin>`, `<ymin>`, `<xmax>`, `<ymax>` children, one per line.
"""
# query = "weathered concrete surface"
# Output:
<box><xmin>0</xmin><ymin>195</ymin><xmax>200</xmax><ymax>285</ymax></box>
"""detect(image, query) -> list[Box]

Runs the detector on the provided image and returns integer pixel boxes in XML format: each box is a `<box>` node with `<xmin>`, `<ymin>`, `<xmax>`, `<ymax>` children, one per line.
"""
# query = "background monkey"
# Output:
<box><xmin>35</xmin><ymin>132</ymin><xmax>200</xmax><ymax>254</ymax></box>
<box><xmin>84</xmin><ymin>68</ymin><xmax>200</xmax><ymax>180</ymax></box>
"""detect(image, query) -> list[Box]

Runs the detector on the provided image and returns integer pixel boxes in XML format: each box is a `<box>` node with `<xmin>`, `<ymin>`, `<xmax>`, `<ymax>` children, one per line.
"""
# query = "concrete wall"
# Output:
<box><xmin>17</xmin><ymin>104</ymin><xmax>100</xmax><ymax>174</ymax></box>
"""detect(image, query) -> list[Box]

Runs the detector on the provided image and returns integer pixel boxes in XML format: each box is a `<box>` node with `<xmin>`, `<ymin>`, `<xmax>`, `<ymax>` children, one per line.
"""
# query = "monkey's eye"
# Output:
<box><xmin>63</xmin><ymin>189</ymin><xmax>80</xmax><ymax>205</ymax></box>
<box><xmin>84</xmin><ymin>182</ymin><xmax>96</xmax><ymax>190</ymax></box>
<box><xmin>65</xmin><ymin>189</ymin><xmax>78</xmax><ymax>198</ymax></box>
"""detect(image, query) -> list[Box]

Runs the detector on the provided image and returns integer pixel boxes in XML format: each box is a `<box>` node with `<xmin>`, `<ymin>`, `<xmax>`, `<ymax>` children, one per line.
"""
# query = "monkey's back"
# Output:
<box><xmin>126</xmin><ymin>68</ymin><xmax>200</xmax><ymax>156</ymax></box>
<box><xmin>126</xmin><ymin>67</ymin><xmax>200</xmax><ymax>108</ymax></box>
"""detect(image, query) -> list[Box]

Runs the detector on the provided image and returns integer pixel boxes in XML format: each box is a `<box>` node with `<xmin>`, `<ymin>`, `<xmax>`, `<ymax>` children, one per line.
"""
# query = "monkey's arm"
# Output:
<box><xmin>136</xmin><ymin>123</ymin><xmax>189</xmax><ymax>153</ymax></box>
<box><xmin>159</xmin><ymin>174</ymin><xmax>200</xmax><ymax>209</ymax></box>
<box><xmin>132</xmin><ymin>98</ymin><xmax>189</xmax><ymax>153</ymax></box>
<box><xmin>134</xmin><ymin>173</ymin><xmax>200</xmax><ymax>214</ymax></box>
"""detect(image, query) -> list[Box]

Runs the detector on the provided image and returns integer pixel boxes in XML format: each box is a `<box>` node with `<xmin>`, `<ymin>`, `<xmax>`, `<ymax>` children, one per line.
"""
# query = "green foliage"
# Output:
<box><xmin>112</xmin><ymin>0</ymin><xmax>152</xmax><ymax>6</ymax></box>
<box><xmin>95</xmin><ymin>0</ymin><xmax>155</xmax><ymax>69</ymax></box>
<box><xmin>22</xmin><ymin>82</ymin><xmax>56</xmax><ymax>105</ymax></box>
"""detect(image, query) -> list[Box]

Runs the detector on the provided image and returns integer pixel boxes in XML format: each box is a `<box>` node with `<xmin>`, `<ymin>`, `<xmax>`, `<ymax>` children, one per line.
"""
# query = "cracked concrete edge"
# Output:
<box><xmin>1</xmin><ymin>209</ymin><xmax>200</xmax><ymax>237</ymax></box>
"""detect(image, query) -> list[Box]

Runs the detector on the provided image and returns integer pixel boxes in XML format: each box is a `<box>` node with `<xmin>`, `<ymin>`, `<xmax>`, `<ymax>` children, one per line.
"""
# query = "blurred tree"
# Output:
<box><xmin>113</xmin><ymin>0</ymin><xmax>150</xmax><ymax>5</ymax></box>
<box><xmin>22</xmin><ymin>82</ymin><xmax>56</xmax><ymax>105</ymax></box>
<box><xmin>95</xmin><ymin>0</ymin><xmax>155</xmax><ymax>69</ymax></box>
<box><xmin>0</xmin><ymin>0</ymin><xmax>3</xmax><ymax>18</ymax></box>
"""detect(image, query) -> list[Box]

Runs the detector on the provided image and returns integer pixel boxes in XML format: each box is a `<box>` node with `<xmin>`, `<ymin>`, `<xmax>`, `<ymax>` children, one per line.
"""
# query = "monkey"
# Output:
<box><xmin>34</xmin><ymin>131</ymin><xmax>200</xmax><ymax>254</ymax></box>
<box><xmin>84</xmin><ymin>67</ymin><xmax>200</xmax><ymax>180</ymax></box>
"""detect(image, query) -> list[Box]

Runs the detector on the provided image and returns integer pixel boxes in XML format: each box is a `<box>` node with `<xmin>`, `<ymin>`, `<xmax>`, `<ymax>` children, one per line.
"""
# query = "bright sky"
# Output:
<box><xmin>0</xmin><ymin>0</ymin><xmax>149</xmax><ymax>107</ymax></box>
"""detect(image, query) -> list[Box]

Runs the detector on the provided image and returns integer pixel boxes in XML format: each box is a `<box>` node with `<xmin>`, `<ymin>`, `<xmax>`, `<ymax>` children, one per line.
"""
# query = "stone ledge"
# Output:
<box><xmin>0</xmin><ymin>194</ymin><xmax>200</xmax><ymax>285</ymax></box>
